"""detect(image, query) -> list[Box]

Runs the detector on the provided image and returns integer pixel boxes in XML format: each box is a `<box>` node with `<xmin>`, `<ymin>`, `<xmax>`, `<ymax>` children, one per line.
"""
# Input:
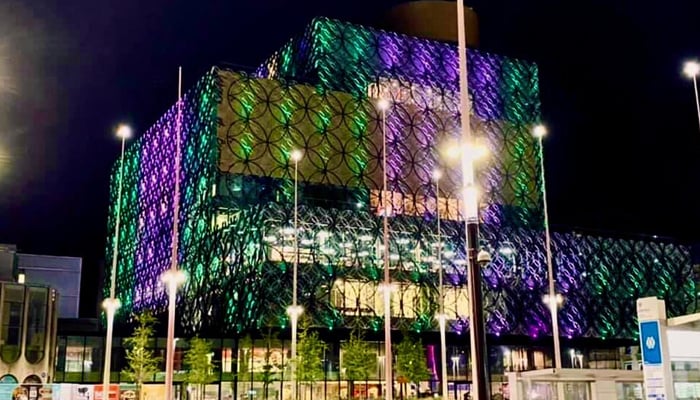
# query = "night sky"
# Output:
<box><xmin>1</xmin><ymin>0</ymin><xmax>700</xmax><ymax>317</ymax></box>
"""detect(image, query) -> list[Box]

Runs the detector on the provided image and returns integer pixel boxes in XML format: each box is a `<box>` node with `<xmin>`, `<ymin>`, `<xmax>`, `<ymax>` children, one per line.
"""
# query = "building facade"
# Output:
<box><xmin>0</xmin><ymin>281</ymin><xmax>59</xmax><ymax>386</ymax></box>
<box><xmin>84</xmin><ymin>17</ymin><xmax>698</xmax><ymax>400</ymax></box>
<box><xmin>0</xmin><ymin>245</ymin><xmax>82</xmax><ymax>319</ymax></box>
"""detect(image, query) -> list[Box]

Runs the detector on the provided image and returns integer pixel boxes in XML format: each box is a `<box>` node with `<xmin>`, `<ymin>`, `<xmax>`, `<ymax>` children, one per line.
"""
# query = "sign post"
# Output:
<box><xmin>637</xmin><ymin>297</ymin><xmax>675</xmax><ymax>400</ymax></box>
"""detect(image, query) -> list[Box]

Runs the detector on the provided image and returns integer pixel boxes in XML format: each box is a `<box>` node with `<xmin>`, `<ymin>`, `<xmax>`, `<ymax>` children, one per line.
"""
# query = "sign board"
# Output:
<box><xmin>640</xmin><ymin>321</ymin><xmax>663</xmax><ymax>365</ymax></box>
<box><xmin>94</xmin><ymin>384</ymin><xmax>120</xmax><ymax>400</ymax></box>
<box><xmin>636</xmin><ymin>297</ymin><xmax>675</xmax><ymax>400</ymax></box>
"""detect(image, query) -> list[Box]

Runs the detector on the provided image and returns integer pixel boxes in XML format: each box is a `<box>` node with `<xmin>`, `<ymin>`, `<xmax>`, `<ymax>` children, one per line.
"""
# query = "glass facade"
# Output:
<box><xmin>53</xmin><ymin>334</ymin><xmax>637</xmax><ymax>400</ymax></box>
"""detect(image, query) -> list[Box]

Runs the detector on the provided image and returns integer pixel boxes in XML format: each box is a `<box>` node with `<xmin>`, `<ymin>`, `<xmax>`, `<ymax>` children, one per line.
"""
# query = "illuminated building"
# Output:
<box><xmin>82</xmin><ymin>17</ymin><xmax>699</xmax><ymax>399</ymax></box>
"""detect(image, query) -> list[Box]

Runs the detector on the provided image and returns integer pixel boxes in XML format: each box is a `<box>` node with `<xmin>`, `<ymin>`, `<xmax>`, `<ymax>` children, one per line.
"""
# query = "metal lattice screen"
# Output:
<box><xmin>105</xmin><ymin>18</ymin><xmax>697</xmax><ymax>341</ymax></box>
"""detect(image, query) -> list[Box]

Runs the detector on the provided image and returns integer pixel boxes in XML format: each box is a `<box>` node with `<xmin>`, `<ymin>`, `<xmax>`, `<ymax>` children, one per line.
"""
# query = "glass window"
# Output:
<box><xmin>83</xmin><ymin>336</ymin><xmax>104</xmax><ymax>382</ymax></box>
<box><xmin>1</xmin><ymin>284</ymin><xmax>25</xmax><ymax>363</ymax></box>
<box><xmin>25</xmin><ymin>287</ymin><xmax>48</xmax><ymax>364</ymax></box>
<box><xmin>331</xmin><ymin>279</ymin><xmax>379</xmax><ymax>316</ymax></box>
<box><xmin>445</xmin><ymin>286</ymin><xmax>470</xmax><ymax>318</ymax></box>
<box><xmin>55</xmin><ymin>336</ymin><xmax>67</xmax><ymax>382</ymax></box>
<box><xmin>65</xmin><ymin>336</ymin><xmax>85</xmax><ymax>373</ymax></box>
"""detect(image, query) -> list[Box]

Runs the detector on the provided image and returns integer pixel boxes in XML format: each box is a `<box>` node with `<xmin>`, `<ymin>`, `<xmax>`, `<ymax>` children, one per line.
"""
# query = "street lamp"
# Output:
<box><xmin>164</xmin><ymin>67</ymin><xmax>184</xmax><ymax>400</ymax></box>
<box><xmin>289</xmin><ymin>148</ymin><xmax>303</xmax><ymax>400</ymax></box>
<box><xmin>433</xmin><ymin>169</ymin><xmax>449</xmax><ymax>400</ymax></box>
<box><xmin>162</xmin><ymin>268</ymin><xmax>187</xmax><ymax>400</ymax></box>
<box><xmin>683</xmin><ymin>60</ymin><xmax>700</xmax><ymax>130</ymax></box>
<box><xmin>533</xmin><ymin>124</ymin><xmax>563</xmax><ymax>370</ymax></box>
<box><xmin>102</xmin><ymin>123</ymin><xmax>132</xmax><ymax>399</ymax></box>
<box><xmin>456</xmin><ymin>2</ymin><xmax>489</xmax><ymax>394</ymax></box>
<box><xmin>377</xmin><ymin>97</ymin><xmax>394</xmax><ymax>400</ymax></box>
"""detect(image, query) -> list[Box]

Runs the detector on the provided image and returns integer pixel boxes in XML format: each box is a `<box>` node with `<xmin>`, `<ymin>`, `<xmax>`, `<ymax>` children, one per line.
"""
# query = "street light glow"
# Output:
<box><xmin>533</xmin><ymin>124</ymin><xmax>547</xmax><ymax>138</ymax></box>
<box><xmin>291</xmin><ymin>149</ymin><xmax>303</xmax><ymax>162</ymax></box>
<box><xmin>433</xmin><ymin>168</ymin><xmax>443</xmax><ymax>181</ymax></box>
<box><xmin>116</xmin><ymin>124</ymin><xmax>133</xmax><ymax>139</ymax></box>
<box><xmin>161</xmin><ymin>269</ymin><xmax>187</xmax><ymax>287</ymax></box>
<box><xmin>543</xmin><ymin>293</ymin><xmax>564</xmax><ymax>309</ymax></box>
<box><xmin>441</xmin><ymin>139</ymin><xmax>488</xmax><ymax>163</ymax></box>
<box><xmin>377</xmin><ymin>98</ymin><xmax>391</xmax><ymax>111</ymax></box>
<box><xmin>684</xmin><ymin>60</ymin><xmax>700</xmax><ymax>78</ymax></box>
<box><xmin>102</xmin><ymin>297</ymin><xmax>121</xmax><ymax>312</ymax></box>
<box><xmin>286</xmin><ymin>305</ymin><xmax>304</xmax><ymax>317</ymax></box>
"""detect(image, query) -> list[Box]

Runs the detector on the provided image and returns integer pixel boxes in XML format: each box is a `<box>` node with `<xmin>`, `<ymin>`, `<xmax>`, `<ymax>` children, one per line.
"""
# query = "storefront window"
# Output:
<box><xmin>65</xmin><ymin>336</ymin><xmax>86</xmax><ymax>382</ymax></box>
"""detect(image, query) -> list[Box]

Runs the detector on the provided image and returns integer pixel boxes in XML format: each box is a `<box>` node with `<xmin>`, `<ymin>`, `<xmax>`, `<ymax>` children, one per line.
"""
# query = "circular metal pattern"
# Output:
<box><xmin>105</xmin><ymin>18</ymin><xmax>697</xmax><ymax>340</ymax></box>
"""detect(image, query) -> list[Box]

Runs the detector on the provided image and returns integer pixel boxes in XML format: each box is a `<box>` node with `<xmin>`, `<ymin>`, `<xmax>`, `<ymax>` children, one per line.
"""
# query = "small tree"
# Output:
<box><xmin>395</xmin><ymin>335</ymin><xmax>430</xmax><ymax>399</ymax></box>
<box><xmin>237</xmin><ymin>335</ymin><xmax>254</xmax><ymax>396</ymax></box>
<box><xmin>295</xmin><ymin>323</ymin><xmax>326</xmax><ymax>400</ymax></box>
<box><xmin>341</xmin><ymin>331</ymin><xmax>375</xmax><ymax>400</ymax></box>
<box><xmin>184</xmin><ymin>337</ymin><xmax>217</xmax><ymax>400</ymax></box>
<box><xmin>122</xmin><ymin>312</ymin><xmax>160</xmax><ymax>400</ymax></box>
<box><xmin>261</xmin><ymin>330</ymin><xmax>282</xmax><ymax>400</ymax></box>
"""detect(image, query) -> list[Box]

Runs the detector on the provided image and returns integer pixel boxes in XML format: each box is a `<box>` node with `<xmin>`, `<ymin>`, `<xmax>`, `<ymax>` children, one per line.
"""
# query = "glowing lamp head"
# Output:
<box><xmin>102</xmin><ymin>297</ymin><xmax>122</xmax><ymax>312</ymax></box>
<box><xmin>684</xmin><ymin>61</ymin><xmax>700</xmax><ymax>78</ymax></box>
<box><xmin>161</xmin><ymin>269</ymin><xmax>187</xmax><ymax>288</ymax></box>
<box><xmin>116</xmin><ymin>124</ymin><xmax>133</xmax><ymax>139</ymax></box>
<box><xmin>377</xmin><ymin>98</ymin><xmax>391</xmax><ymax>111</ymax></box>
<box><xmin>467</xmin><ymin>141</ymin><xmax>489</xmax><ymax>160</ymax></box>
<box><xmin>432</xmin><ymin>169</ymin><xmax>443</xmax><ymax>181</ymax></box>
<box><xmin>286</xmin><ymin>305</ymin><xmax>304</xmax><ymax>318</ymax></box>
<box><xmin>533</xmin><ymin>124</ymin><xmax>547</xmax><ymax>139</ymax></box>
<box><xmin>290</xmin><ymin>149</ymin><xmax>303</xmax><ymax>162</ymax></box>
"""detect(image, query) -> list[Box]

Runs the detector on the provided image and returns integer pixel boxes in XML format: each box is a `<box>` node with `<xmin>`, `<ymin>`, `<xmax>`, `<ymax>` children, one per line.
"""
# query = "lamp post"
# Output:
<box><xmin>533</xmin><ymin>124</ymin><xmax>562</xmax><ymax>370</ymax></box>
<box><xmin>377</xmin><ymin>97</ymin><xmax>394</xmax><ymax>400</ymax></box>
<box><xmin>683</xmin><ymin>60</ymin><xmax>700</xmax><ymax>131</ymax></box>
<box><xmin>164</xmin><ymin>67</ymin><xmax>185</xmax><ymax>400</ymax></box>
<box><xmin>456</xmin><ymin>1</ymin><xmax>489</xmax><ymax>398</ymax></box>
<box><xmin>433</xmin><ymin>169</ymin><xmax>449</xmax><ymax>400</ymax></box>
<box><xmin>102</xmin><ymin>123</ymin><xmax>132</xmax><ymax>399</ymax></box>
<box><xmin>288</xmin><ymin>148</ymin><xmax>303</xmax><ymax>400</ymax></box>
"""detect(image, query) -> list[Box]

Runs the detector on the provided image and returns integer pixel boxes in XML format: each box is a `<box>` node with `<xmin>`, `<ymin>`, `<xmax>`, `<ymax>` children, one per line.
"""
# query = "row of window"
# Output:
<box><xmin>217</xmin><ymin>175</ymin><xmax>466</xmax><ymax>221</ymax></box>
<box><xmin>54</xmin><ymin>335</ymin><xmax>630</xmax><ymax>384</ymax></box>
<box><xmin>0</xmin><ymin>285</ymin><xmax>49</xmax><ymax>364</ymax></box>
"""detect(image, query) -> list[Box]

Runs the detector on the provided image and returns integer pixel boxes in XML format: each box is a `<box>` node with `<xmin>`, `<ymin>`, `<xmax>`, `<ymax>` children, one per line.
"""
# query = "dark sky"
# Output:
<box><xmin>1</xmin><ymin>0</ymin><xmax>700</xmax><ymax>317</ymax></box>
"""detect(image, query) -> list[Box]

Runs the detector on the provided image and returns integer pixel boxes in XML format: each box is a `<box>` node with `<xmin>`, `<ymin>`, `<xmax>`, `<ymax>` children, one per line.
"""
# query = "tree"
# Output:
<box><xmin>184</xmin><ymin>337</ymin><xmax>217</xmax><ymax>400</ymax></box>
<box><xmin>295</xmin><ymin>323</ymin><xmax>326</xmax><ymax>400</ymax></box>
<box><xmin>122</xmin><ymin>312</ymin><xmax>160</xmax><ymax>400</ymax></box>
<box><xmin>341</xmin><ymin>331</ymin><xmax>375</xmax><ymax>400</ymax></box>
<box><xmin>260</xmin><ymin>330</ymin><xmax>283</xmax><ymax>400</ymax></box>
<box><xmin>395</xmin><ymin>335</ymin><xmax>430</xmax><ymax>399</ymax></box>
<box><xmin>237</xmin><ymin>335</ymin><xmax>254</xmax><ymax>397</ymax></box>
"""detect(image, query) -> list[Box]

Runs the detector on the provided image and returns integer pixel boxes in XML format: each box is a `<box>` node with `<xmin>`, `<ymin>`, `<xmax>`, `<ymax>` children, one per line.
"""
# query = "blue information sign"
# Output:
<box><xmin>639</xmin><ymin>320</ymin><xmax>663</xmax><ymax>366</ymax></box>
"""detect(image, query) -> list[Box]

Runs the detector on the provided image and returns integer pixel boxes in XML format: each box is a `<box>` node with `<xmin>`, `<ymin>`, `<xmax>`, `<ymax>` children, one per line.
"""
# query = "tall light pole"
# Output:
<box><xmin>433</xmin><ymin>169</ymin><xmax>449</xmax><ymax>400</ymax></box>
<box><xmin>163</xmin><ymin>67</ymin><xmax>187</xmax><ymax>400</ymax></box>
<box><xmin>377</xmin><ymin>97</ymin><xmax>393</xmax><ymax>400</ymax></box>
<box><xmin>287</xmin><ymin>149</ymin><xmax>304</xmax><ymax>400</ymax></box>
<box><xmin>533</xmin><ymin>124</ymin><xmax>562</xmax><ymax>370</ymax></box>
<box><xmin>683</xmin><ymin>60</ymin><xmax>700</xmax><ymax>131</ymax></box>
<box><xmin>102</xmin><ymin>123</ymin><xmax>132</xmax><ymax>400</ymax></box>
<box><xmin>456</xmin><ymin>1</ymin><xmax>489</xmax><ymax>399</ymax></box>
